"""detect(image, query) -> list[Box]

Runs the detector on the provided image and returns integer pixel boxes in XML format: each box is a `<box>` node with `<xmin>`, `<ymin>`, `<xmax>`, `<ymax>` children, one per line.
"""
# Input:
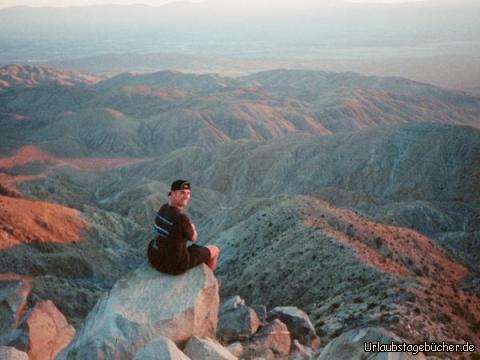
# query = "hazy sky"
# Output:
<box><xmin>0</xmin><ymin>0</ymin><xmax>428</xmax><ymax>10</ymax></box>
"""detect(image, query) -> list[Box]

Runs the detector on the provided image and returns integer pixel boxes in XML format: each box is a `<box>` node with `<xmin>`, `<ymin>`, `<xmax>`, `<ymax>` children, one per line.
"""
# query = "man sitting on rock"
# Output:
<box><xmin>147</xmin><ymin>179</ymin><xmax>220</xmax><ymax>275</ymax></box>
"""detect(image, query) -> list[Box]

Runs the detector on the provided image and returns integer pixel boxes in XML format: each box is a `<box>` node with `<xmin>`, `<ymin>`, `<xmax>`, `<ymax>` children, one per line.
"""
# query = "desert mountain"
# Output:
<box><xmin>0</xmin><ymin>65</ymin><xmax>479</xmax><ymax>355</ymax></box>
<box><xmin>1</xmin><ymin>66</ymin><xmax>479</xmax><ymax>158</ymax></box>
<box><xmin>207</xmin><ymin>194</ymin><xmax>479</xmax><ymax>345</ymax></box>
<box><xmin>0</xmin><ymin>64</ymin><xmax>101</xmax><ymax>92</ymax></box>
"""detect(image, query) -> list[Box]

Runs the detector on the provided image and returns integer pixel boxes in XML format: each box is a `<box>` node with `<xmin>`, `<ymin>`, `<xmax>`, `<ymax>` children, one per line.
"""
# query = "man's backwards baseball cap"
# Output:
<box><xmin>168</xmin><ymin>180</ymin><xmax>191</xmax><ymax>195</ymax></box>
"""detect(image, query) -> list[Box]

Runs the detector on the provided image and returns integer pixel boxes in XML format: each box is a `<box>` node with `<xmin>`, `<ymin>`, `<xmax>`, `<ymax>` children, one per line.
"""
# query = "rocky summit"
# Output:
<box><xmin>0</xmin><ymin>66</ymin><xmax>479</xmax><ymax>358</ymax></box>
<box><xmin>57</xmin><ymin>263</ymin><xmax>218</xmax><ymax>359</ymax></box>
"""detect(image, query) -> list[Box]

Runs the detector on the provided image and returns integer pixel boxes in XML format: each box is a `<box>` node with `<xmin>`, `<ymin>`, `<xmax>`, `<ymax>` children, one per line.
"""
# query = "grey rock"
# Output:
<box><xmin>0</xmin><ymin>346</ymin><xmax>29</xmax><ymax>360</ymax></box>
<box><xmin>0</xmin><ymin>279</ymin><xmax>29</xmax><ymax>336</ymax></box>
<box><xmin>183</xmin><ymin>336</ymin><xmax>237</xmax><ymax>360</ymax></box>
<box><xmin>317</xmin><ymin>327</ymin><xmax>426</xmax><ymax>360</ymax></box>
<box><xmin>219</xmin><ymin>295</ymin><xmax>245</xmax><ymax>314</ymax></box>
<box><xmin>269</xmin><ymin>306</ymin><xmax>320</xmax><ymax>349</ymax></box>
<box><xmin>133</xmin><ymin>336</ymin><xmax>191</xmax><ymax>360</ymax></box>
<box><xmin>11</xmin><ymin>300</ymin><xmax>75</xmax><ymax>360</ymax></box>
<box><xmin>217</xmin><ymin>304</ymin><xmax>261</xmax><ymax>342</ymax></box>
<box><xmin>57</xmin><ymin>263</ymin><xmax>218</xmax><ymax>360</ymax></box>
<box><xmin>251</xmin><ymin>319</ymin><xmax>291</xmax><ymax>356</ymax></box>
<box><xmin>251</xmin><ymin>305</ymin><xmax>267</xmax><ymax>323</ymax></box>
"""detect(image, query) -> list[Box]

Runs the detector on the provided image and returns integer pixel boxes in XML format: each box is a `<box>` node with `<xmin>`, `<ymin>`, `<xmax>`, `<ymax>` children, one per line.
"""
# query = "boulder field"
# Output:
<box><xmin>57</xmin><ymin>263</ymin><xmax>423</xmax><ymax>359</ymax></box>
<box><xmin>1</xmin><ymin>262</ymin><xmax>433</xmax><ymax>359</ymax></box>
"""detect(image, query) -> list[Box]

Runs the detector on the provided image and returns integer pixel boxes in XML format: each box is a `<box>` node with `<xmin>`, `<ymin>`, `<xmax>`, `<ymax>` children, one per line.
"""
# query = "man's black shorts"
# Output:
<box><xmin>187</xmin><ymin>243</ymin><xmax>211</xmax><ymax>268</ymax></box>
<box><xmin>147</xmin><ymin>240</ymin><xmax>211</xmax><ymax>275</ymax></box>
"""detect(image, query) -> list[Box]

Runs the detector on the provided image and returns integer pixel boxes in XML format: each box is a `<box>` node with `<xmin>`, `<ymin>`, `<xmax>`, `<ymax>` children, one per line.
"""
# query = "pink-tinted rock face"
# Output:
<box><xmin>25</xmin><ymin>300</ymin><xmax>75</xmax><ymax>360</ymax></box>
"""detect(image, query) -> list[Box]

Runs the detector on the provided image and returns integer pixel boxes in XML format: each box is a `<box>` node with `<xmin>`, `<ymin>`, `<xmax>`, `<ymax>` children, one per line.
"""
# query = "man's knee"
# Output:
<box><xmin>207</xmin><ymin>245</ymin><xmax>220</xmax><ymax>258</ymax></box>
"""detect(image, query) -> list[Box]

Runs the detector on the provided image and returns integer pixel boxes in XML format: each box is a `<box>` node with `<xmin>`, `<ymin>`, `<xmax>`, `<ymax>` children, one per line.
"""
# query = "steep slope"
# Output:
<box><xmin>202</xmin><ymin>195</ymin><xmax>480</xmax><ymax>346</ymax></box>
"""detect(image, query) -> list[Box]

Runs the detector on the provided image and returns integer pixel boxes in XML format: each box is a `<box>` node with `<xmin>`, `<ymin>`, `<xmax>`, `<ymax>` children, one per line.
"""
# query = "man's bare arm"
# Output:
<box><xmin>191</xmin><ymin>223</ymin><xmax>198</xmax><ymax>242</ymax></box>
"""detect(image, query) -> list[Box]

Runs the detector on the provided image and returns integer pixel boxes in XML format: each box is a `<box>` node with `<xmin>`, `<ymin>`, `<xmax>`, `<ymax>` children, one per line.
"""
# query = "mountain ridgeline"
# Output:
<box><xmin>0</xmin><ymin>64</ymin><xmax>479</xmax><ymax>353</ymax></box>
<box><xmin>1</xmin><ymin>65</ymin><xmax>479</xmax><ymax>156</ymax></box>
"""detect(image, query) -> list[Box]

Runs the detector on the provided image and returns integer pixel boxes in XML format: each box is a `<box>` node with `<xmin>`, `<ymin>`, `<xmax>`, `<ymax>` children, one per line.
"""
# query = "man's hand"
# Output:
<box><xmin>191</xmin><ymin>223</ymin><xmax>198</xmax><ymax>242</ymax></box>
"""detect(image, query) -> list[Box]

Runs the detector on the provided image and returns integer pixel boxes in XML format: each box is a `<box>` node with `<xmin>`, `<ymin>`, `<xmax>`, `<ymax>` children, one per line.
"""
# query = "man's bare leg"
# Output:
<box><xmin>206</xmin><ymin>245</ymin><xmax>220</xmax><ymax>271</ymax></box>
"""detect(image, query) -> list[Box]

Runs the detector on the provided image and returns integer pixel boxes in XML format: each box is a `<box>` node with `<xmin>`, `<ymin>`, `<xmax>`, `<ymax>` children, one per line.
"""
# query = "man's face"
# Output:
<box><xmin>170</xmin><ymin>189</ymin><xmax>191</xmax><ymax>210</ymax></box>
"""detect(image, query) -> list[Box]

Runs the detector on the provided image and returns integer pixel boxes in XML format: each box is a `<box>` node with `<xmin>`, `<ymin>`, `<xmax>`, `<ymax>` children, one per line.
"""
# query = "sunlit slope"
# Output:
<box><xmin>202</xmin><ymin>195</ymin><xmax>480</xmax><ymax>345</ymax></box>
<box><xmin>0</xmin><ymin>195</ymin><xmax>88</xmax><ymax>249</ymax></box>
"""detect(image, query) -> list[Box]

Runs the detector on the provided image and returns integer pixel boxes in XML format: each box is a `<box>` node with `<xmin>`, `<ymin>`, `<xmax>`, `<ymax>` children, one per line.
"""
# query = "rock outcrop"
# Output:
<box><xmin>14</xmin><ymin>300</ymin><xmax>75</xmax><ymax>360</ymax></box>
<box><xmin>57</xmin><ymin>263</ymin><xmax>219</xmax><ymax>359</ymax></box>
<box><xmin>0</xmin><ymin>279</ymin><xmax>74</xmax><ymax>360</ymax></box>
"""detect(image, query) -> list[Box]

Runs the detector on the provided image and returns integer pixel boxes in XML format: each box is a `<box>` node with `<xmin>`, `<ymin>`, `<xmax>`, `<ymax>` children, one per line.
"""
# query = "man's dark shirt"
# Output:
<box><xmin>148</xmin><ymin>203</ymin><xmax>195</xmax><ymax>274</ymax></box>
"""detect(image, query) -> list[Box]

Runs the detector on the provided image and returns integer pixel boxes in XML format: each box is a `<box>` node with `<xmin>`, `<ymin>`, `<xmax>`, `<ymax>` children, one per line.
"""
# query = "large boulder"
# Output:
<box><xmin>317</xmin><ymin>327</ymin><xmax>426</xmax><ymax>360</ymax></box>
<box><xmin>57</xmin><ymin>263</ymin><xmax>219</xmax><ymax>360</ymax></box>
<box><xmin>183</xmin><ymin>336</ymin><xmax>237</xmax><ymax>360</ymax></box>
<box><xmin>269</xmin><ymin>306</ymin><xmax>320</xmax><ymax>349</ymax></box>
<box><xmin>1</xmin><ymin>300</ymin><xmax>74</xmax><ymax>360</ymax></box>
<box><xmin>20</xmin><ymin>300</ymin><xmax>75</xmax><ymax>360</ymax></box>
<box><xmin>0</xmin><ymin>346</ymin><xmax>29</xmax><ymax>360</ymax></box>
<box><xmin>133</xmin><ymin>336</ymin><xmax>190</xmax><ymax>360</ymax></box>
